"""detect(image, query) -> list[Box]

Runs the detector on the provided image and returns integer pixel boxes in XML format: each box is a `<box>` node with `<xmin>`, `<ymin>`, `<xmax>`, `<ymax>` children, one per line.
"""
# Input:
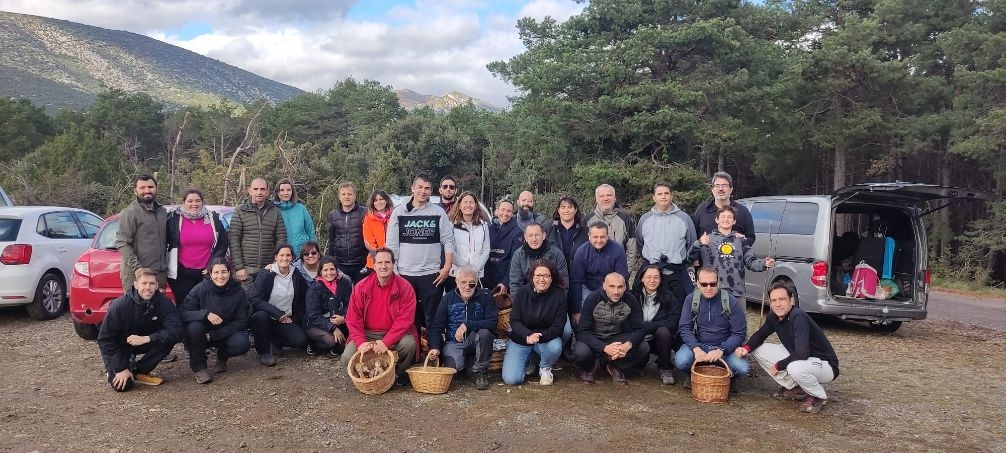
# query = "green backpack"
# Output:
<box><xmin>690</xmin><ymin>289</ymin><xmax>731</xmax><ymax>335</ymax></box>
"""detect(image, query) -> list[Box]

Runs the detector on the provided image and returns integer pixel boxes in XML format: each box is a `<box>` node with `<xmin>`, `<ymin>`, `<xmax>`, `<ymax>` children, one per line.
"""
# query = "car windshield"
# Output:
<box><xmin>94</xmin><ymin>219</ymin><xmax>118</xmax><ymax>249</ymax></box>
<box><xmin>0</xmin><ymin>218</ymin><xmax>21</xmax><ymax>241</ymax></box>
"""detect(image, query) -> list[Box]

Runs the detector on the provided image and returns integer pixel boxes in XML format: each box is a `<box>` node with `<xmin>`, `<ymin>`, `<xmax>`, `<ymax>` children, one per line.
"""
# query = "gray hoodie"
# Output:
<box><xmin>385</xmin><ymin>197</ymin><xmax>456</xmax><ymax>276</ymax></box>
<box><xmin>636</xmin><ymin>204</ymin><xmax>696</xmax><ymax>265</ymax></box>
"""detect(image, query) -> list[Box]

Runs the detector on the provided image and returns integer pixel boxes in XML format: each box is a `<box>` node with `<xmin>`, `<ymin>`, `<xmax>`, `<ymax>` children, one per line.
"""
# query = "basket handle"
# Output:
<box><xmin>423</xmin><ymin>354</ymin><xmax>439</xmax><ymax>369</ymax></box>
<box><xmin>690</xmin><ymin>358</ymin><xmax>733</xmax><ymax>377</ymax></box>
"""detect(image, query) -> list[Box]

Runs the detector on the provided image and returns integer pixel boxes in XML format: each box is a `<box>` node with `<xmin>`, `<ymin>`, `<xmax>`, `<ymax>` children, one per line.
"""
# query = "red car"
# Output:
<box><xmin>69</xmin><ymin>206</ymin><xmax>233</xmax><ymax>340</ymax></box>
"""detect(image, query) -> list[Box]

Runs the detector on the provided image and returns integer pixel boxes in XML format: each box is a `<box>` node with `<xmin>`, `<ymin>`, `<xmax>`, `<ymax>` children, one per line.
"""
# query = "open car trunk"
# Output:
<box><xmin>829</xmin><ymin>182</ymin><xmax>995</xmax><ymax>306</ymax></box>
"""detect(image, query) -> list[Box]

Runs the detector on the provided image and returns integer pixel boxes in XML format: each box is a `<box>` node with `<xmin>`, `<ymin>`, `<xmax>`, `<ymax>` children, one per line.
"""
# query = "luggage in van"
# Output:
<box><xmin>847</xmin><ymin>261</ymin><xmax>879</xmax><ymax>299</ymax></box>
<box><xmin>855</xmin><ymin>236</ymin><xmax>895</xmax><ymax>279</ymax></box>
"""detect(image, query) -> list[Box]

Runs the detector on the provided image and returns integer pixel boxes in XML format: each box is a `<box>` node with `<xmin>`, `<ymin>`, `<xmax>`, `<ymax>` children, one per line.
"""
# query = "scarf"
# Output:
<box><xmin>179</xmin><ymin>206</ymin><xmax>211</xmax><ymax>224</ymax></box>
<box><xmin>523</xmin><ymin>239</ymin><xmax>549</xmax><ymax>260</ymax></box>
<box><xmin>374</xmin><ymin>209</ymin><xmax>391</xmax><ymax>223</ymax></box>
<box><xmin>317</xmin><ymin>275</ymin><xmax>339</xmax><ymax>296</ymax></box>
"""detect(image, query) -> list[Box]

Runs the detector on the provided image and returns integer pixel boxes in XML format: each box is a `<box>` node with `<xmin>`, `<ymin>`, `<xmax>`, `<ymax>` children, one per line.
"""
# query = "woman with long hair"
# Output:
<box><xmin>274</xmin><ymin>178</ymin><xmax>317</xmax><ymax>255</ymax></box>
<box><xmin>501</xmin><ymin>258</ymin><xmax>568</xmax><ymax>386</ymax></box>
<box><xmin>248</xmin><ymin>243</ymin><xmax>309</xmax><ymax>366</ymax></box>
<box><xmin>446</xmin><ymin>191</ymin><xmax>490</xmax><ymax>291</ymax></box>
<box><xmin>631</xmin><ymin>264</ymin><xmax>683</xmax><ymax>385</ymax></box>
<box><xmin>180</xmin><ymin>258</ymin><xmax>251</xmax><ymax>384</ymax></box>
<box><xmin>166</xmin><ymin>189</ymin><xmax>228</xmax><ymax>305</ymax></box>
<box><xmin>362</xmin><ymin>190</ymin><xmax>393</xmax><ymax>272</ymax></box>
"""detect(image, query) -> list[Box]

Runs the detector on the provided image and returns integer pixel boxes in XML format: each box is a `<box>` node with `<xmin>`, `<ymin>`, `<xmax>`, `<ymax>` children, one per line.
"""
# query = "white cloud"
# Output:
<box><xmin>1</xmin><ymin>0</ymin><xmax>587</xmax><ymax>107</ymax></box>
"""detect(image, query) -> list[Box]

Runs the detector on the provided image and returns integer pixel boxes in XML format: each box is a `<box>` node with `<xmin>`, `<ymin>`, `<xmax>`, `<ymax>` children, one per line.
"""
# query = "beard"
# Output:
<box><xmin>136</xmin><ymin>194</ymin><xmax>155</xmax><ymax>204</ymax></box>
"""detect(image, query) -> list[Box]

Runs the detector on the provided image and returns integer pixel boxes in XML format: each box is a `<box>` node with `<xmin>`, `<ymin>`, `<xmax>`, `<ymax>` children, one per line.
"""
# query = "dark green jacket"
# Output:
<box><xmin>228</xmin><ymin>200</ymin><xmax>287</xmax><ymax>271</ymax></box>
<box><xmin>114</xmin><ymin>200</ymin><xmax>168</xmax><ymax>277</ymax></box>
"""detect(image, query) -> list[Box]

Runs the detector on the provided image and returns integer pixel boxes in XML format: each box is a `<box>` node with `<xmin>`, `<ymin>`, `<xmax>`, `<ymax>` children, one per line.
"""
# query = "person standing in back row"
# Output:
<box><xmin>328</xmin><ymin>182</ymin><xmax>368</xmax><ymax>283</ymax></box>
<box><xmin>386</xmin><ymin>174</ymin><xmax>456</xmax><ymax>329</ymax></box>
<box><xmin>583</xmin><ymin>184</ymin><xmax>638</xmax><ymax>278</ymax></box>
<box><xmin>693</xmin><ymin>171</ymin><xmax>755</xmax><ymax>247</ymax></box>
<box><xmin>115</xmin><ymin>175</ymin><xmax>168</xmax><ymax>290</ymax></box>
<box><xmin>636</xmin><ymin>181</ymin><xmax>697</xmax><ymax>302</ymax></box>
<box><xmin>436</xmin><ymin>175</ymin><xmax>459</xmax><ymax>214</ymax></box>
<box><xmin>229</xmin><ymin>178</ymin><xmax>287</xmax><ymax>292</ymax></box>
<box><xmin>275</xmin><ymin>178</ymin><xmax>316</xmax><ymax>256</ymax></box>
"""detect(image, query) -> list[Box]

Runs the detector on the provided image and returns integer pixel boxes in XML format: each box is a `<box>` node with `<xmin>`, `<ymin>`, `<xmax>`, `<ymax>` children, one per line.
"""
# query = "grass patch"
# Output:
<box><xmin>931</xmin><ymin>275</ymin><xmax>1006</xmax><ymax>299</ymax></box>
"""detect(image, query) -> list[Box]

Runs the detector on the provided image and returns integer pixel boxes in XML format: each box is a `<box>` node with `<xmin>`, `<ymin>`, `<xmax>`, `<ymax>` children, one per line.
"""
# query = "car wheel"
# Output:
<box><xmin>73</xmin><ymin>319</ymin><xmax>100</xmax><ymax>340</ymax></box>
<box><xmin>869</xmin><ymin>320</ymin><xmax>902</xmax><ymax>333</ymax></box>
<box><xmin>25</xmin><ymin>273</ymin><xmax>67</xmax><ymax>320</ymax></box>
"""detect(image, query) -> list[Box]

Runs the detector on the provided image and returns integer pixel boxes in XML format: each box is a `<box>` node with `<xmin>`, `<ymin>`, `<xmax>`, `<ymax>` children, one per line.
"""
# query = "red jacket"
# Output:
<box><xmin>345</xmin><ymin>272</ymin><xmax>418</xmax><ymax>358</ymax></box>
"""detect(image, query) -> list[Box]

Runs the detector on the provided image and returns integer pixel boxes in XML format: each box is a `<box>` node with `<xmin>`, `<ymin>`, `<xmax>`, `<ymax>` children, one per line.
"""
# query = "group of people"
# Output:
<box><xmin>97</xmin><ymin>171</ymin><xmax>839</xmax><ymax>413</ymax></box>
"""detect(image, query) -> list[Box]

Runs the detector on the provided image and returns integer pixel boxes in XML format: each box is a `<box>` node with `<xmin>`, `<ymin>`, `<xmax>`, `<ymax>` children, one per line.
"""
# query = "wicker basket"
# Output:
<box><xmin>691</xmin><ymin>358</ymin><xmax>733</xmax><ymax>404</ymax></box>
<box><xmin>493</xmin><ymin>290</ymin><xmax>512</xmax><ymax>310</ymax></box>
<box><xmin>346</xmin><ymin>349</ymin><xmax>398</xmax><ymax>395</ymax></box>
<box><xmin>406</xmin><ymin>355</ymin><xmax>457</xmax><ymax>394</ymax></box>
<box><xmin>497</xmin><ymin>308</ymin><xmax>512</xmax><ymax>337</ymax></box>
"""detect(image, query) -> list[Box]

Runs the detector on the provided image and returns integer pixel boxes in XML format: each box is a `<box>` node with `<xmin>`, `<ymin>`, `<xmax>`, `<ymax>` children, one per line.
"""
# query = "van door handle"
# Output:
<box><xmin>774</xmin><ymin>256</ymin><xmax>814</xmax><ymax>263</ymax></box>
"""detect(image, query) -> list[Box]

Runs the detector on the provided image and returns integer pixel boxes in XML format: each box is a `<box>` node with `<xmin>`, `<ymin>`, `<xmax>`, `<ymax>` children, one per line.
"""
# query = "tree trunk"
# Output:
<box><xmin>833</xmin><ymin>141</ymin><xmax>847</xmax><ymax>192</ymax></box>
<box><xmin>936</xmin><ymin>148</ymin><xmax>953</xmax><ymax>259</ymax></box>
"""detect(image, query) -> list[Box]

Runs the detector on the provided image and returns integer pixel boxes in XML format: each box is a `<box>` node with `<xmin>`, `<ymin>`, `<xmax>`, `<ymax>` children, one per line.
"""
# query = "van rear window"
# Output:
<box><xmin>0</xmin><ymin>218</ymin><xmax>22</xmax><ymax>241</ymax></box>
<box><xmin>751</xmin><ymin>201</ymin><xmax>785</xmax><ymax>234</ymax></box>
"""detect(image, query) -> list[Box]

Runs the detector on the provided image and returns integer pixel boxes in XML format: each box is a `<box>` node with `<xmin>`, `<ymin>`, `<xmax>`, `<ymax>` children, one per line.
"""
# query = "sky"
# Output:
<box><xmin>0</xmin><ymin>0</ymin><xmax>587</xmax><ymax>107</ymax></box>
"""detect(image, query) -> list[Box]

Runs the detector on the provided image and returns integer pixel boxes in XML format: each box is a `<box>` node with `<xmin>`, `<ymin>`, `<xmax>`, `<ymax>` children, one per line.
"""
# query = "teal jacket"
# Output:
<box><xmin>277</xmin><ymin>201</ymin><xmax>316</xmax><ymax>254</ymax></box>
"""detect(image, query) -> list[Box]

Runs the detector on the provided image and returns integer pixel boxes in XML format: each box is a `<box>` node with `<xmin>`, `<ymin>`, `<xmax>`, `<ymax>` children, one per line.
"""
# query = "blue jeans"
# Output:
<box><xmin>674</xmin><ymin>344</ymin><xmax>750</xmax><ymax>376</ymax></box>
<box><xmin>501</xmin><ymin>337</ymin><xmax>563</xmax><ymax>385</ymax></box>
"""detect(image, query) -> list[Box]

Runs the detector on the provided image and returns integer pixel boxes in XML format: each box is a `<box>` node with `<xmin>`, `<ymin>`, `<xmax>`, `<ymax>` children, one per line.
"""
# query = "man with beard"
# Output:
<box><xmin>583</xmin><ymin>184</ymin><xmax>638</xmax><ymax>276</ymax></box>
<box><xmin>692</xmin><ymin>171</ymin><xmax>755</xmax><ymax>247</ymax></box>
<box><xmin>515</xmin><ymin>190</ymin><xmax>547</xmax><ymax>232</ymax></box>
<box><xmin>97</xmin><ymin>268</ymin><xmax>183</xmax><ymax>391</ymax></box>
<box><xmin>115</xmin><ymin>175</ymin><xmax>168</xmax><ymax>290</ymax></box>
<box><xmin>636</xmin><ymin>181</ymin><xmax>697</xmax><ymax>301</ymax></box>
<box><xmin>508</xmin><ymin>223</ymin><xmax>569</xmax><ymax>295</ymax></box>
<box><xmin>436</xmin><ymin>175</ymin><xmax>459</xmax><ymax>214</ymax></box>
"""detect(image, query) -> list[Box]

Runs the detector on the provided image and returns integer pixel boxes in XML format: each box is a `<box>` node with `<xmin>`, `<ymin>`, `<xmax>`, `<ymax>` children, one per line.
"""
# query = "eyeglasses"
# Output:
<box><xmin>460</xmin><ymin>282</ymin><xmax>477</xmax><ymax>289</ymax></box>
<box><xmin>533</xmin><ymin>274</ymin><xmax>551</xmax><ymax>279</ymax></box>
<box><xmin>713</xmin><ymin>184</ymin><xmax>731</xmax><ymax>189</ymax></box>
<box><xmin>697</xmin><ymin>282</ymin><xmax>718</xmax><ymax>288</ymax></box>
<box><xmin>303</xmin><ymin>251</ymin><xmax>319</xmax><ymax>257</ymax></box>
<box><xmin>441</xmin><ymin>184</ymin><xmax>456</xmax><ymax>189</ymax></box>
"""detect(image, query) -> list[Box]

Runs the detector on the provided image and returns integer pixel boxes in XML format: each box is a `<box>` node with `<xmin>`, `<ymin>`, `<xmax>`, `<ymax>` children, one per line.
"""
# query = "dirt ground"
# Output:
<box><xmin>1</xmin><ymin>304</ymin><xmax>1004</xmax><ymax>453</ymax></box>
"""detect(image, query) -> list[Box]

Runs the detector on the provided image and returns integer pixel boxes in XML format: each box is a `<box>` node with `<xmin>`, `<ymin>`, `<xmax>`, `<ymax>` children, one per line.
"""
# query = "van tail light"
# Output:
<box><xmin>0</xmin><ymin>244</ymin><xmax>32</xmax><ymax>265</ymax></box>
<box><xmin>922</xmin><ymin>269</ymin><xmax>931</xmax><ymax>292</ymax></box>
<box><xmin>74</xmin><ymin>261</ymin><xmax>90</xmax><ymax>277</ymax></box>
<box><xmin>811</xmin><ymin>261</ymin><xmax>828</xmax><ymax>287</ymax></box>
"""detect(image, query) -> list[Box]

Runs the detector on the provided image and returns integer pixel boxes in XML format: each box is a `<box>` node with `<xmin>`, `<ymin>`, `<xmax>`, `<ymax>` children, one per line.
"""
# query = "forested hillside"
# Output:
<box><xmin>0</xmin><ymin>0</ymin><xmax>1002</xmax><ymax>285</ymax></box>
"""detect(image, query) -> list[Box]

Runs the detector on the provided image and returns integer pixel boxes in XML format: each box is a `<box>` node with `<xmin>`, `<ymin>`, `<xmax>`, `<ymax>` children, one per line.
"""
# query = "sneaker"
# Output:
<box><xmin>271</xmin><ymin>344</ymin><xmax>286</xmax><ymax>358</ymax></box>
<box><xmin>258</xmin><ymin>353</ymin><xmax>277</xmax><ymax>367</ymax></box>
<box><xmin>607</xmin><ymin>363</ymin><xmax>628</xmax><ymax>385</ymax></box>
<box><xmin>134</xmin><ymin>373</ymin><xmax>163</xmax><ymax>386</ymax></box>
<box><xmin>306</xmin><ymin>345</ymin><xmax>316</xmax><ymax>356</ymax></box>
<box><xmin>539</xmin><ymin>367</ymin><xmax>554</xmax><ymax>386</ymax></box>
<box><xmin>729</xmin><ymin>377</ymin><xmax>738</xmax><ymax>393</ymax></box>
<box><xmin>798</xmin><ymin>395</ymin><xmax>827</xmax><ymax>413</ymax></box>
<box><xmin>160</xmin><ymin>353</ymin><xmax>178</xmax><ymax>363</ymax></box>
<box><xmin>772</xmin><ymin>386</ymin><xmax>807</xmax><ymax>400</ymax></box>
<box><xmin>329</xmin><ymin>348</ymin><xmax>341</xmax><ymax>358</ymax></box>
<box><xmin>193</xmin><ymin>369</ymin><xmax>212</xmax><ymax>384</ymax></box>
<box><xmin>474</xmin><ymin>371</ymin><xmax>491</xmax><ymax>390</ymax></box>
<box><xmin>659</xmin><ymin>369</ymin><xmax>676</xmax><ymax>385</ymax></box>
<box><xmin>524</xmin><ymin>361</ymin><xmax>537</xmax><ymax>377</ymax></box>
<box><xmin>214</xmin><ymin>357</ymin><xmax>228</xmax><ymax>373</ymax></box>
<box><xmin>580</xmin><ymin>360</ymin><xmax>598</xmax><ymax>384</ymax></box>
<box><xmin>395</xmin><ymin>375</ymin><xmax>410</xmax><ymax>387</ymax></box>
<box><xmin>682</xmin><ymin>375</ymin><xmax>691</xmax><ymax>389</ymax></box>
<box><xmin>552</xmin><ymin>362</ymin><xmax>564</xmax><ymax>372</ymax></box>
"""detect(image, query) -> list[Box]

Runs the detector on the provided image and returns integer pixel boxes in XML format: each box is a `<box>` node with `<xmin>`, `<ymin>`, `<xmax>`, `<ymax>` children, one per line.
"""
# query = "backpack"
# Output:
<box><xmin>847</xmin><ymin>261</ymin><xmax>879</xmax><ymax>299</ymax></box>
<box><xmin>690</xmin><ymin>289</ymin><xmax>731</xmax><ymax>335</ymax></box>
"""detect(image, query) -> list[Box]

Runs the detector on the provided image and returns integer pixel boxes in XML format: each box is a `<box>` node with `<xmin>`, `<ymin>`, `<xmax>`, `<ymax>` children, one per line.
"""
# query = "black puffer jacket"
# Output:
<box><xmin>180</xmin><ymin>278</ymin><xmax>250</xmax><ymax>341</ymax></box>
<box><xmin>304</xmin><ymin>274</ymin><xmax>353</xmax><ymax>331</ymax></box>
<box><xmin>327</xmin><ymin>204</ymin><xmax>367</xmax><ymax>267</ymax></box>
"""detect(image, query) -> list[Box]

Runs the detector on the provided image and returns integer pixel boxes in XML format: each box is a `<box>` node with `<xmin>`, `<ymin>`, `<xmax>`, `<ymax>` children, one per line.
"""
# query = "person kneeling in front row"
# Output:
<box><xmin>97</xmin><ymin>268</ymin><xmax>183</xmax><ymax>391</ymax></box>
<box><xmin>675</xmin><ymin>266</ymin><xmax>749</xmax><ymax>391</ymax></box>
<box><xmin>181</xmin><ymin>258</ymin><xmax>252</xmax><ymax>384</ymax></box>
<box><xmin>575</xmin><ymin>273</ymin><xmax>650</xmax><ymax>385</ymax></box>
<box><xmin>427</xmin><ymin>266</ymin><xmax>498</xmax><ymax>390</ymax></box>
<box><xmin>735</xmin><ymin>282</ymin><xmax>840</xmax><ymax>414</ymax></box>
<box><xmin>340</xmin><ymin>248</ymin><xmax>419</xmax><ymax>384</ymax></box>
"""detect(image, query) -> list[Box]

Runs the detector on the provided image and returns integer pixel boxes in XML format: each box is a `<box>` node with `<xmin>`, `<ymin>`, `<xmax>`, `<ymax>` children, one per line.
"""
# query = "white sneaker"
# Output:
<box><xmin>539</xmin><ymin>367</ymin><xmax>554</xmax><ymax>386</ymax></box>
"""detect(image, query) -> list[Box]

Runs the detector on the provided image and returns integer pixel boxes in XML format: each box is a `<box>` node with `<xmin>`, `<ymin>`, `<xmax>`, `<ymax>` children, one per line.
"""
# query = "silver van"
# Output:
<box><xmin>737</xmin><ymin>182</ymin><xmax>993</xmax><ymax>332</ymax></box>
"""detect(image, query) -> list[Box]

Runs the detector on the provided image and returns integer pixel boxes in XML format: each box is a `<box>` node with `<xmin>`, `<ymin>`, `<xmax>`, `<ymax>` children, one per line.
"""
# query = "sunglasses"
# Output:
<box><xmin>441</xmin><ymin>184</ymin><xmax>456</xmax><ymax>189</ymax></box>
<box><xmin>302</xmin><ymin>251</ymin><xmax>319</xmax><ymax>257</ymax></box>
<box><xmin>460</xmin><ymin>282</ymin><xmax>477</xmax><ymax>289</ymax></box>
<box><xmin>697</xmin><ymin>282</ymin><xmax>718</xmax><ymax>288</ymax></box>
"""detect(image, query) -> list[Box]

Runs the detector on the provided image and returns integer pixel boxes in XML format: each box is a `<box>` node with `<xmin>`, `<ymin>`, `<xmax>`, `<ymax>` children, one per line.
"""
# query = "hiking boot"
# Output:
<box><xmin>524</xmin><ymin>361</ymin><xmax>537</xmax><ymax>377</ymax></box>
<box><xmin>160</xmin><ymin>353</ymin><xmax>178</xmax><ymax>363</ymax></box>
<box><xmin>682</xmin><ymin>375</ymin><xmax>691</xmax><ymax>389</ymax></box>
<box><xmin>193</xmin><ymin>369</ymin><xmax>212</xmax><ymax>384</ymax></box>
<box><xmin>306</xmin><ymin>345</ymin><xmax>317</xmax><ymax>356</ymax></box>
<box><xmin>214</xmin><ymin>357</ymin><xmax>228</xmax><ymax>373</ymax></box>
<box><xmin>539</xmin><ymin>367</ymin><xmax>554</xmax><ymax>386</ymax></box>
<box><xmin>580</xmin><ymin>360</ymin><xmax>598</xmax><ymax>384</ymax></box>
<box><xmin>134</xmin><ymin>373</ymin><xmax>163</xmax><ymax>386</ymax></box>
<box><xmin>607</xmin><ymin>363</ymin><xmax>628</xmax><ymax>385</ymax></box>
<box><xmin>730</xmin><ymin>377</ymin><xmax>738</xmax><ymax>393</ymax></box>
<box><xmin>798</xmin><ymin>395</ymin><xmax>827</xmax><ymax>413</ymax></box>
<box><xmin>659</xmin><ymin>369</ymin><xmax>676</xmax><ymax>385</ymax></box>
<box><xmin>772</xmin><ymin>386</ymin><xmax>807</xmax><ymax>400</ymax></box>
<box><xmin>395</xmin><ymin>374</ymin><xmax>410</xmax><ymax>387</ymax></box>
<box><xmin>271</xmin><ymin>344</ymin><xmax>286</xmax><ymax>358</ymax></box>
<box><xmin>474</xmin><ymin>371</ymin><xmax>491</xmax><ymax>390</ymax></box>
<box><xmin>258</xmin><ymin>353</ymin><xmax>277</xmax><ymax>367</ymax></box>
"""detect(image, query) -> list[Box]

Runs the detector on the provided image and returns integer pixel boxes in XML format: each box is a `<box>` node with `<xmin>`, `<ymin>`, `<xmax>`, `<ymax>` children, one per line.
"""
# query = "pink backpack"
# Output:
<box><xmin>847</xmin><ymin>261</ymin><xmax>879</xmax><ymax>299</ymax></box>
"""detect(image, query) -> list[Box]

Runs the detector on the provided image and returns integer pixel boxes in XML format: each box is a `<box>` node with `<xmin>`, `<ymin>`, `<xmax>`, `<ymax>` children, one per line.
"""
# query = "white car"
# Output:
<box><xmin>0</xmin><ymin>206</ymin><xmax>104</xmax><ymax>320</ymax></box>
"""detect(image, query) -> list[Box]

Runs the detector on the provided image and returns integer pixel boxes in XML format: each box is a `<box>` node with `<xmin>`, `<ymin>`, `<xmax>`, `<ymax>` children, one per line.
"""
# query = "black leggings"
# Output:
<box><xmin>184</xmin><ymin>321</ymin><xmax>251</xmax><ymax>372</ymax></box>
<box><xmin>168</xmin><ymin>264</ymin><xmax>205</xmax><ymax>307</ymax></box>
<box><xmin>249</xmin><ymin>311</ymin><xmax>308</xmax><ymax>354</ymax></box>
<box><xmin>305</xmin><ymin>324</ymin><xmax>349</xmax><ymax>353</ymax></box>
